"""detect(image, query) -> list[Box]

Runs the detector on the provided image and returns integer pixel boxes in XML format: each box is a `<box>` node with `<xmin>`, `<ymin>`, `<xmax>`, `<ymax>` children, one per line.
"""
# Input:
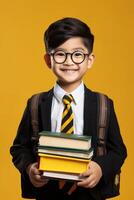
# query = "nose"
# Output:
<box><xmin>64</xmin><ymin>53</ymin><xmax>74</xmax><ymax>65</ymax></box>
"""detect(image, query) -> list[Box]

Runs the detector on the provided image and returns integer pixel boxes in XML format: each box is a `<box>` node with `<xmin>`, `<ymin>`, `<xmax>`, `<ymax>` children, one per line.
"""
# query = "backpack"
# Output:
<box><xmin>30</xmin><ymin>92</ymin><xmax>120</xmax><ymax>199</ymax></box>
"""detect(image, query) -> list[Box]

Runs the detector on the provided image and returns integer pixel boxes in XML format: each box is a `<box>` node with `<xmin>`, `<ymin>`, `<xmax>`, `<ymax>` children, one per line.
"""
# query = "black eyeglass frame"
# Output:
<box><xmin>49</xmin><ymin>50</ymin><xmax>90</xmax><ymax>64</ymax></box>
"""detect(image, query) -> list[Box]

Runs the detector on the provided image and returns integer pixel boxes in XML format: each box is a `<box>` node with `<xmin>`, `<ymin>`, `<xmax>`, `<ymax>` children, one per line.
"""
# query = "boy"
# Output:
<box><xmin>10</xmin><ymin>17</ymin><xmax>127</xmax><ymax>200</ymax></box>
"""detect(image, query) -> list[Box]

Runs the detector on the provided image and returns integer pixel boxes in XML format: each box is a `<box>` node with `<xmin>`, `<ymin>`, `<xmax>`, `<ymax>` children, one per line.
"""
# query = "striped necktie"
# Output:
<box><xmin>61</xmin><ymin>94</ymin><xmax>74</xmax><ymax>134</ymax></box>
<box><xmin>59</xmin><ymin>94</ymin><xmax>74</xmax><ymax>189</ymax></box>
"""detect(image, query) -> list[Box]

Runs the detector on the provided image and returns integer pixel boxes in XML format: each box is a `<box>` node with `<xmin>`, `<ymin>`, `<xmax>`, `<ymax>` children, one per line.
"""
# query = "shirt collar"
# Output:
<box><xmin>53</xmin><ymin>83</ymin><xmax>66</xmax><ymax>103</ymax></box>
<box><xmin>71</xmin><ymin>82</ymin><xmax>84</xmax><ymax>105</ymax></box>
<box><xmin>53</xmin><ymin>82</ymin><xmax>84</xmax><ymax>105</ymax></box>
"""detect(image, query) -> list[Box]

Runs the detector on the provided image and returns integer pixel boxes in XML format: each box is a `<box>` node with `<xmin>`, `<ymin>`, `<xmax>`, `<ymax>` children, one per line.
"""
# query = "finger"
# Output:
<box><xmin>80</xmin><ymin>169</ymin><xmax>92</xmax><ymax>177</ymax></box>
<box><xmin>40</xmin><ymin>176</ymin><xmax>49</xmax><ymax>183</ymax></box>
<box><xmin>88</xmin><ymin>181</ymin><xmax>97</xmax><ymax>188</ymax></box>
<box><xmin>86</xmin><ymin>179</ymin><xmax>97</xmax><ymax>188</ymax></box>
<box><xmin>77</xmin><ymin>175</ymin><xmax>93</xmax><ymax>187</ymax></box>
<box><xmin>87</xmin><ymin>161</ymin><xmax>91</xmax><ymax>168</ymax></box>
<box><xmin>32</xmin><ymin>162</ymin><xmax>39</xmax><ymax>169</ymax></box>
<box><xmin>31</xmin><ymin>163</ymin><xmax>40</xmax><ymax>175</ymax></box>
<box><xmin>33</xmin><ymin>174</ymin><xmax>43</xmax><ymax>181</ymax></box>
<box><xmin>34</xmin><ymin>174</ymin><xmax>48</xmax><ymax>182</ymax></box>
<box><xmin>32</xmin><ymin>175</ymin><xmax>49</xmax><ymax>186</ymax></box>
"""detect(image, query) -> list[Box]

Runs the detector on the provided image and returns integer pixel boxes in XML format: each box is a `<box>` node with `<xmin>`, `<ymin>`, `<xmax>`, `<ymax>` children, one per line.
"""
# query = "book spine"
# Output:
<box><xmin>38</xmin><ymin>145</ymin><xmax>92</xmax><ymax>153</ymax></box>
<box><xmin>39</xmin><ymin>131</ymin><xmax>91</xmax><ymax>141</ymax></box>
<box><xmin>39</xmin><ymin>154</ymin><xmax>90</xmax><ymax>174</ymax></box>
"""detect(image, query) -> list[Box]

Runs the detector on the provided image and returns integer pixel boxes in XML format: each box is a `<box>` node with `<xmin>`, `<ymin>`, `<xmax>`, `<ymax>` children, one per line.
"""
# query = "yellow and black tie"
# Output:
<box><xmin>61</xmin><ymin>94</ymin><xmax>74</xmax><ymax>134</ymax></box>
<box><xmin>59</xmin><ymin>94</ymin><xmax>74</xmax><ymax>190</ymax></box>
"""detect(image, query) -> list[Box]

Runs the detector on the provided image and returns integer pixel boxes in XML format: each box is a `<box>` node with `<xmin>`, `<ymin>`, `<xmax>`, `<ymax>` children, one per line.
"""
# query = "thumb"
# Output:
<box><xmin>30</xmin><ymin>162</ymin><xmax>40</xmax><ymax>175</ymax></box>
<box><xmin>32</xmin><ymin>162</ymin><xmax>39</xmax><ymax>168</ymax></box>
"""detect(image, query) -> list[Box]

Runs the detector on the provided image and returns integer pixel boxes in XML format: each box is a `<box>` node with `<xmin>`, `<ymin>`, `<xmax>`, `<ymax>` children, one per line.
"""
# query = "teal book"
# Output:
<box><xmin>38</xmin><ymin>146</ymin><xmax>93</xmax><ymax>159</ymax></box>
<box><xmin>38</xmin><ymin>131</ymin><xmax>92</xmax><ymax>150</ymax></box>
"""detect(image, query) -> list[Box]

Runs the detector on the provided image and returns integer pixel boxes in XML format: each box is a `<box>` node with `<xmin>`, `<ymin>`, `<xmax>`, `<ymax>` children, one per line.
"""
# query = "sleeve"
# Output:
<box><xmin>10</xmin><ymin>99</ymin><xmax>37</xmax><ymax>174</ymax></box>
<box><xmin>93</xmin><ymin>99</ymin><xmax>127</xmax><ymax>183</ymax></box>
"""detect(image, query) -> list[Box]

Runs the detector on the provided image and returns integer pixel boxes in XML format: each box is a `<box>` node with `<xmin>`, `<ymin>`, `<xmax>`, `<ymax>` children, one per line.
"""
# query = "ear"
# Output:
<box><xmin>44</xmin><ymin>53</ymin><xmax>51</xmax><ymax>68</ymax></box>
<box><xmin>87</xmin><ymin>53</ymin><xmax>95</xmax><ymax>69</ymax></box>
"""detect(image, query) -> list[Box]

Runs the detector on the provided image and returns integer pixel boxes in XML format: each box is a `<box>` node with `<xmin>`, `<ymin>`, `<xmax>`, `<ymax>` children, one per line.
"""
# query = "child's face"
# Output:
<box><xmin>45</xmin><ymin>37</ymin><xmax>94</xmax><ymax>89</ymax></box>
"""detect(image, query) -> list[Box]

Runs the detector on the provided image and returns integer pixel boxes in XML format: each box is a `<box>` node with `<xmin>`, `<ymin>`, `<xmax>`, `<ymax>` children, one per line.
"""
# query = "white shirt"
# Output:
<box><xmin>51</xmin><ymin>82</ymin><xmax>84</xmax><ymax>135</ymax></box>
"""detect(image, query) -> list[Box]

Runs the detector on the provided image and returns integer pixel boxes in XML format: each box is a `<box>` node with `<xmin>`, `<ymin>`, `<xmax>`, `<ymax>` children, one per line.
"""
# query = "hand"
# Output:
<box><xmin>26</xmin><ymin>162</ymin><xmax>49</xmax><ymax>187</ymax></box>
<box><xmin>77</xmin><ymin>161</ymin><xmax>102</xmax><ymax>188</ymax></box>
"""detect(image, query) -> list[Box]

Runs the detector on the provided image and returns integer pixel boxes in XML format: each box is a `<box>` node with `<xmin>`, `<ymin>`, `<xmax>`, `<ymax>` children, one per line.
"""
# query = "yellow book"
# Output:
<box><xmin>39</xmin><ymin>153</ymin><xmax>90</xmax><ymax>174</ymax></box>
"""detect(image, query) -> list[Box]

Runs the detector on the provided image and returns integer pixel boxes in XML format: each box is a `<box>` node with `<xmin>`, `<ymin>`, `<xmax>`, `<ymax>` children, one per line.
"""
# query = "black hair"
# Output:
<box><xmin>44</xmin><ymin>17</ymin><xmax>94</xmax><ymax>54</ymax></box>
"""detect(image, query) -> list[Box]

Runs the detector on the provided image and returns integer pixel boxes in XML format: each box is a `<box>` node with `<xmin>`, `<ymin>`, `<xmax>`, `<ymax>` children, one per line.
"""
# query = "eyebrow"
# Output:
<box><xmin>55</xmin><ymin>47</ymin><xmax>86</xmax><ymax>52</ymax></box>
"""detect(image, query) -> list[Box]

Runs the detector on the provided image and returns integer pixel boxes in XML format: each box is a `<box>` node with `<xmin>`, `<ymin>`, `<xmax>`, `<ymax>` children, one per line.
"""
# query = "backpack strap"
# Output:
<box><xmin>30</xmin><ymin>93</ymin><xmax>42</xmax><ymax>142</ymax></box>
<box><xmin>30</xmin><ymin>91</ymin><xmax>110</xmax><ymax>157</ymax></box>
<box><xmin>96</xmin><ymin>93</ymin><xmax>110</xmax><ymax>156</ymax></box>
<box><xmin>96</xmin><ymin>93</ymin><xmax>121</xmax><ymax>196</ymax></box>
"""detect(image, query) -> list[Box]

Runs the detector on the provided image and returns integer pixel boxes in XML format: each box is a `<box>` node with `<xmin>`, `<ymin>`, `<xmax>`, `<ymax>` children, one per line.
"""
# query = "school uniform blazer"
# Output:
<box><xmin>10</xmin><ymin>86</ymin><xmax>127</xmax><ymax>200</ymax></box>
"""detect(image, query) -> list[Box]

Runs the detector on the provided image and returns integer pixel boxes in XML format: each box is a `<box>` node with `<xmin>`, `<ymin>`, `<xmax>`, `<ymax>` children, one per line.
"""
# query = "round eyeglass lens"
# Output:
<box><xmin>72</xmin><ymin>51</ymin><xmax>85</xmax><ymax>64</ymax></box>
<box><xmin>53</xmin><ymin>51</ymin><xmax>66</xmax><ymax>63</ymax></box>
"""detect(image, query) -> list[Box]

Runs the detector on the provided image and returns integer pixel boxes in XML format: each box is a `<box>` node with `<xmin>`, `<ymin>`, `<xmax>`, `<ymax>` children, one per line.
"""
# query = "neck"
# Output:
<box><xmin>57</xmin><ymin>80</ymin><xmax>82</xmax><ymax>93</ymax></box>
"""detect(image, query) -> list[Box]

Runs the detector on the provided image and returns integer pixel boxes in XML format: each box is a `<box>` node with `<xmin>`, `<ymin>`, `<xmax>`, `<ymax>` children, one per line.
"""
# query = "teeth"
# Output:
<box><xmin>64</xmin><ymin>70</ymin><xmax>75</xmax><ymax>72</ymax></box>
<box><xmin>62</xmin><ymin>69</ymin><xmax>77</xmax><ymax>71</ymax></box>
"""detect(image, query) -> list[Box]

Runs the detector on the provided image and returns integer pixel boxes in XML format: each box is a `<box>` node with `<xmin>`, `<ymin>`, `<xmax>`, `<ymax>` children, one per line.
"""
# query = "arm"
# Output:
<box><xmin>10</xmin><ymin>99</ymin><xmax>48</xmax><ymax>187</ymax></box>
<box><xmin>10</xmin><ymin>99</ymin><xmax>36</xmax><ymax>174</ymax></box>
<box><xmin>77</xmin><ymin>99</ymin><xmax>127</xmax><ymax>188</ymax></box>
<box><xmin>93</xmin><ymin>99</ymin><xmax>127</xmax><ymax>183</ymax></box>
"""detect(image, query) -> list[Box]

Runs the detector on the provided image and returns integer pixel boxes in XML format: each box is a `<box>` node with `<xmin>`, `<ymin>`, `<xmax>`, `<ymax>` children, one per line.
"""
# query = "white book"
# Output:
<box><xmin>39</xmin><ymin>131</ymin><xmax>92</xmax><ymax>150</ymax></box>
<box><xmin>42</xmin><ymin>171</ymin><xmax>85</xmax><ymax>181</ymax></box>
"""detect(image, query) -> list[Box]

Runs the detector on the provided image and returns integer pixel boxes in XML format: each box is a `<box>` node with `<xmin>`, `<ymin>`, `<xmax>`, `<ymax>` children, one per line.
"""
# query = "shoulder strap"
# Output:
<box><xmin>97</xmin><ymin>92</ymin><xmax>110</xmax><ymax>156</ymax></box>
<box><xmin>30</xmin><ymin>91</ymin><xmax>110</xmax><ymax>156</ymax></box>
<box><xmin>30</xmin><ymin>89</ymin><xmax>53</xmax><ymax>140</ymax></box>
<box><xmin>30</xmin><ymin>93</ymin><xmax>42</xmax><ymax>141</ymax></box>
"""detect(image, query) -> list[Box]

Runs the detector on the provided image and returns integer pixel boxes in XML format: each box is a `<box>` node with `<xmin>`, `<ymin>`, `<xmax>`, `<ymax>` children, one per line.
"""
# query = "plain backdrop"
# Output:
<box><xmin>0</xmin><ymin>0</ymin><xmax>133</xmax><ymax>199</ymax></box>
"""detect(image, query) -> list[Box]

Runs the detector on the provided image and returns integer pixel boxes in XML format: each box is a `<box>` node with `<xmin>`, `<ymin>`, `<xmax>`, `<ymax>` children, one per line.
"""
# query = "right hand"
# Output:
<box><xmin>26</xmin><ymin>162</ymin><xmax>49</xmax><ymax>187</ymax></box>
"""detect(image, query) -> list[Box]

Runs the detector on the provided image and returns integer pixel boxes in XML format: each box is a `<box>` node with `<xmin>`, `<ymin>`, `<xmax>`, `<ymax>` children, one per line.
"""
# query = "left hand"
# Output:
<box><xmin>77</xmin><ymin>161</ymin><xmax>102</xmax><ymax>188</ymax></box>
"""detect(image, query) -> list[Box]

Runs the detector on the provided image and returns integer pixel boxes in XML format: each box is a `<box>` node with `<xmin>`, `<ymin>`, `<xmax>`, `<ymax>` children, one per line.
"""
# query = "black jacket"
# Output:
<box><xmin>10</xmin><ymin>86</ymin><xmax>127</xmax><ymax>200</ymax></box>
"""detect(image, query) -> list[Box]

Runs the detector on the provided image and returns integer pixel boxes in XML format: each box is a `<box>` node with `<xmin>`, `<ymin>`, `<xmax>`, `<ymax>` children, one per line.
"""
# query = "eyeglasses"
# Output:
<box><xmin>49</xmin><ymin>50</ymin><xmax>90</xmax><ymax>64</ymax></box>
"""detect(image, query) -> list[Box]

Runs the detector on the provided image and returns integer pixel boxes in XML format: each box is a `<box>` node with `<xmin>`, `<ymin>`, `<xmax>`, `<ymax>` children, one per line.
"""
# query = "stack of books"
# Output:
<box><xmin>37</xmin><ymin>131</ymin><xmax>93</xmax><ymax>181</ymax></box>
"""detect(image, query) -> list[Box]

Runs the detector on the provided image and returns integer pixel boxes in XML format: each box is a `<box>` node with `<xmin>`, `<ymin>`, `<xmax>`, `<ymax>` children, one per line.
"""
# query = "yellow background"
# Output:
<box><xmin>0</xmin><ymin>0</ymin><xmax>133</xmax><ymax>199</ymax></box>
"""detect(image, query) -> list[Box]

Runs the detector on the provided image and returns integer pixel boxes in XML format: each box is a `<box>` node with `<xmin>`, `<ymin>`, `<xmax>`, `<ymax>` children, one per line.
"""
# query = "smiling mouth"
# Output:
<box><xmin>61</xmin><ymin>69</ymin><xmax>78</xmax><ymax>71</ymax></box>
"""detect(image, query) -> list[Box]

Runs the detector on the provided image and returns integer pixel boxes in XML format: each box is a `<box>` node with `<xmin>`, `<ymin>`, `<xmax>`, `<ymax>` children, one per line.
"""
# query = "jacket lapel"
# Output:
<box><xmin>39</xmin><ymin>89</ymin><xmax>53</xmax><ymax>131</ymax></box>
<box><xmin>83</xmin><ymin>86</ymin><xmax>97</xmax><ymax>141</ymax></box>
<box><xmin>39</xmin><ymin>86</ymin><xmax>97</xmax><ymax>143</ymax></box>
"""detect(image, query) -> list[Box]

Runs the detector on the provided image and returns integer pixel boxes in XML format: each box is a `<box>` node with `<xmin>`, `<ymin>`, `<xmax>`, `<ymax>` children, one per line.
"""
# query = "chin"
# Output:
<box><xmin>59</xmin><ymin>78</ymin><xmax>80</xmax><ymax>85</ymax></box>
